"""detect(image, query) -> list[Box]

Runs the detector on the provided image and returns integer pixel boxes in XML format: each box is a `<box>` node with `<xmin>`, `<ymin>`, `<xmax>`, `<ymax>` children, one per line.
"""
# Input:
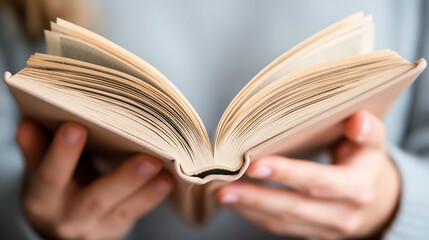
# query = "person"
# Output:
<box><xmin>1</xmin><ymin>0</ymin><xmax>428</xmax><ymax>239</ymax></box>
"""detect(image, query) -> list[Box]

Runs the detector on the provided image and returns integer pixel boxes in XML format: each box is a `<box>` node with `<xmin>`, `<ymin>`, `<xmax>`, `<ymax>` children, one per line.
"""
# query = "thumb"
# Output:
<box><xmin>344</xmin><ymin>110</ymin><xmax>386</xmax><ymax>149</ymax></box>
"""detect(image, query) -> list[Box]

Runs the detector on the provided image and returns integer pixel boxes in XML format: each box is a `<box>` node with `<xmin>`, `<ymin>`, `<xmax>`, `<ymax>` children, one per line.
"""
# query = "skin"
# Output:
<box><xmin>16</xmin><ymin>110</ymin><xmax>399</xmax><ymax>239</ymax></box>
<box><xmin>16</xmin><ymin>121</ymin><xmax>174</xmax><ymax>240</ymax></box>
<box><xmin>217</xmin><ymin>110</ymin><xmax>400</xmax><ymax>240</ymax></box>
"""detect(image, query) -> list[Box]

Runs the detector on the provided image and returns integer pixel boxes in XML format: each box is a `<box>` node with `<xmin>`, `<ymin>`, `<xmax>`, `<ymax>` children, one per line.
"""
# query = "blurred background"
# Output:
<box><xmin>0</xmin><ymin>0</ymin><xmax>427</xmax><ymax>239</ymax></box>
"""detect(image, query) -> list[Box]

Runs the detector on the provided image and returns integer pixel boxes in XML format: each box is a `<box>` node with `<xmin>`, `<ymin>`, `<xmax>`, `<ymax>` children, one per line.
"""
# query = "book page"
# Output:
<box><xmin>11</xmin><ymin>14</ymin><xmax>420</xmax><ymax>177</ymax></box>
<box><xmin>17</xmin><ymin>54</ymin><xmax>216</xmax><ymax>175</ymax></box>
<box><xmin>49</xmin><ymin>19</ymin><xmax>212</xmax><ymax>166</ymax></box>
<box><xmin>214</xmin><ymin>51</ymin><xmax>414</xmax><ymax>171</ymax></box>
<box><xmin>216</xmin><ymin>12</ymin><xmax>373</xmax><ymax>142</ymax></box>
<box><xmin>45</xmin><ymin>30</ymin><xmax>148</xmax><ymax>83</ymax></box>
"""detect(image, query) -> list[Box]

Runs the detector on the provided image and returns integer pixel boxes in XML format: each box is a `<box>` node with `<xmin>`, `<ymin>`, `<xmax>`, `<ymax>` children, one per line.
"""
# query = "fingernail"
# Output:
<box><xmin>359</xmin><ymin>116</ymin><xmax>371</xmax><ymax>140</ymax></box>
<box><xmin>221</xmin><ymin>193</ymin><xmax>239</xmax><ymax>204</ymax></box>
<box><xmin>64</xmin><ymin>125</ymin><xmax>82</xmax><ymax>144</ymax></box>
<box><xmin>248</xmin><ymin>165</ymin><xmax>272</xmax><ymax>178</ymax></box>
<box><xmin>154</xmin><ymin>178</ymin><xmax>171</xmax><ymax>194</ymax></box>
<box><xmin>137</xmin><ymin>159</ymin><xmax>157</xmax><ymax>176</ymax></box>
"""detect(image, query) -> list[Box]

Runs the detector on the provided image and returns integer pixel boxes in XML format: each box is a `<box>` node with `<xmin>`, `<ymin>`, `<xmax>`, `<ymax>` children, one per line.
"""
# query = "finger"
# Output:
<box><xmin>109</xmin><ymin>172</ymin><xmax>173</xmax><ymax>220</ymax></box>
<box><xmin>31</xmin><ymin>122</ymin><xmax>87</xmax><ymax>197</ymax></box>
<box><xmin>344</xmin><ymin>110</ymin><xmax>385</xmax><ymax>149</ymax></box>
<box><xmin>100</xmin><ymin>173</ymin><xmax>173</xmax><ymax>229</ymax></box>
<box><xmin>65</xmin><ymin>154</ymin><xmax>163</xmax><ymax>231</ymax></box>
<box><xmin>330</xmin><ymin>139</ymin><xmax>385</xmax><ymax>185</ymax></box>
<box><xmin>81</xmin><ymin>173</ymin><xmax>173</xmax><ymax>240</ymax></box>
<box><xmin>16</xmin><ymin>120</ymin><xmax>49</xmax><ymax>174</ymax></box>
<box><xmin>231</xmin><ymin>205</ymin><xmax>343</xmax><ymax>239</ymax></box>
<box><xmin>245</xmin><ymin>156</ymin><xmax>374</xmax><ymax>204</ymax></box>
<box><xmin>219</xmin><ymin>182</ymin><xmax>359</xmax><ymax>236</ymax></box>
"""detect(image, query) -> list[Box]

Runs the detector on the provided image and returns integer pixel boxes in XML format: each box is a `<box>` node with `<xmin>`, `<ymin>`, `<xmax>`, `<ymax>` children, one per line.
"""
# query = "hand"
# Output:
<box><xmin>16</xmin><ymin>121</ymin><xmax>174</xmax><ymax>240</ymax></box>
<box><xmin>217</xmin><ymin>111</ymin><xmax>400</xmax><ymax>240</ymax></box>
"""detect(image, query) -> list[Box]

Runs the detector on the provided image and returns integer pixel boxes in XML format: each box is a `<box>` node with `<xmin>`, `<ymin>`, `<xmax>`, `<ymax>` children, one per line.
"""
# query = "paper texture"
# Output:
<box><xmin>3</xmin><ymin>58</ymin><xmax>426</xmax><ymax>224</ymax></box>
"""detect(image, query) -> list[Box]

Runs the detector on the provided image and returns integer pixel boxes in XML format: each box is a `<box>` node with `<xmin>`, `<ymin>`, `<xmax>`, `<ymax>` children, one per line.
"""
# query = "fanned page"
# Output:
<box><xmin>215</xmin><ymin>12</ymin><xmax>373</xmax><ymax>139</ymax></box>
<box><xmin>44</xmin><ymin>17</ymin><xmax>214</xmax><ymax>174</ymax></box>
<box><xmin>6</xmin><ymin>12</ymin><xmax>423</xmax><ymax>178</ymax></box>
<box><xmin>214</xmin><ymin>51</ymin><xmax>414</xmax><ymax>169</ymax></box>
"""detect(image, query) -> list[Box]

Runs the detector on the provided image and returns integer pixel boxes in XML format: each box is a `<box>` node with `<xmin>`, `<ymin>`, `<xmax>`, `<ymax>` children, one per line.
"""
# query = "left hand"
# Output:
<box><xmin>217</xmin><ymin>111</ymin><xmax>400</xmax><ymax>240</ymax></box>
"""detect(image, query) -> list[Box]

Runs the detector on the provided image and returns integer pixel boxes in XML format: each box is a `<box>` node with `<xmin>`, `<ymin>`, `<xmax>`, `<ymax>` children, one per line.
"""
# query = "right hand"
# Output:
<box><xmin>16</xmin><ymin>120</ymin><xmax>174</xmax><ymax>240</ymax></box>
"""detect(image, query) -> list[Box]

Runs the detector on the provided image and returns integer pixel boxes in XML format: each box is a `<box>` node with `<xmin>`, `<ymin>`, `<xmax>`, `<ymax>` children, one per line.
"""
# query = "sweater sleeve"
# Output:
<box><xmin>0</xmin><ymin>79</ymin><xmax>44</xmax><ymax>239</ymax></box>
<box><xmin>384</xmin><ymin>144</ymin><xmax>429</xmax><ymax>240</ymax></box>
<box><xmin>0</xmin><ymin>71</ymin><xmax>44</xmax><ymax>240</ymax></box>
<box><xmin>384</xmin><ymin>2</ymin><xmax>429</xmax><ymax>239</ymax></box>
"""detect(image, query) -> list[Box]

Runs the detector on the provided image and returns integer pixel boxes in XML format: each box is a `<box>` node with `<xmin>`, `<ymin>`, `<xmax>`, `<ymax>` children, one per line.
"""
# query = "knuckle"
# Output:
<box><xmin>37</xmin><ymin>169</ymin><xmax>65</xmax><ymax>188</ymax></box>
<box><xmin>337</xmin><ymin>213</ymin><xmax>360</xmax><ymax>236</ymax></box>
<box><xmin>23</xmin><ymin>198</ymin><xmax>44</xmax><ymax>217</ymax></box>
<box><xmin>283</xmin><ymin>203</ymin><xmax>304</xmax><ymax>219</ymax></box>
<box><xmin>242</xmin><ymin>194</ymin><xmax>264</xmax><ymax>209</ymax></box>
<box><xmin>308</xmin><ymin>176</ymin><xmax>331</xmax><ymax>197</ymax></box>
<box><xmin>352</xmin><ymin>183</ymin><xmax>374</xmax><ymax>205</ymax></box>
<box><xmin>113</xmin><ymin>207</ymin><xmax>133</xmax><ymax>221</ymax></box>
<box><xmin>55</xmin><ymin>222</ymin><xmax>79</xmax><ymax>239</ymax></box>
<box><xmin>82</xmin><ymin>195</ymin><xmax>108</xmax><ymax>214</ymax></box>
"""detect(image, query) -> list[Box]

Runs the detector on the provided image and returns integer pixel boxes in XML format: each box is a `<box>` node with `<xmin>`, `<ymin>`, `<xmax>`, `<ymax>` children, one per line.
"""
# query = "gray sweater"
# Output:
<box><xmin>0</xmin><ymin>0</ymin><xmax>428</xmax><ymax>239</ymax></box>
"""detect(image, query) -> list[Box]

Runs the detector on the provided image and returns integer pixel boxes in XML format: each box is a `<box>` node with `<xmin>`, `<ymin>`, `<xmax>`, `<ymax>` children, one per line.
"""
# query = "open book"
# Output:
<box><xmin>4</xmin><ymin>12</ymin><xmax>426</xmax><ymax>223</ymax></box>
